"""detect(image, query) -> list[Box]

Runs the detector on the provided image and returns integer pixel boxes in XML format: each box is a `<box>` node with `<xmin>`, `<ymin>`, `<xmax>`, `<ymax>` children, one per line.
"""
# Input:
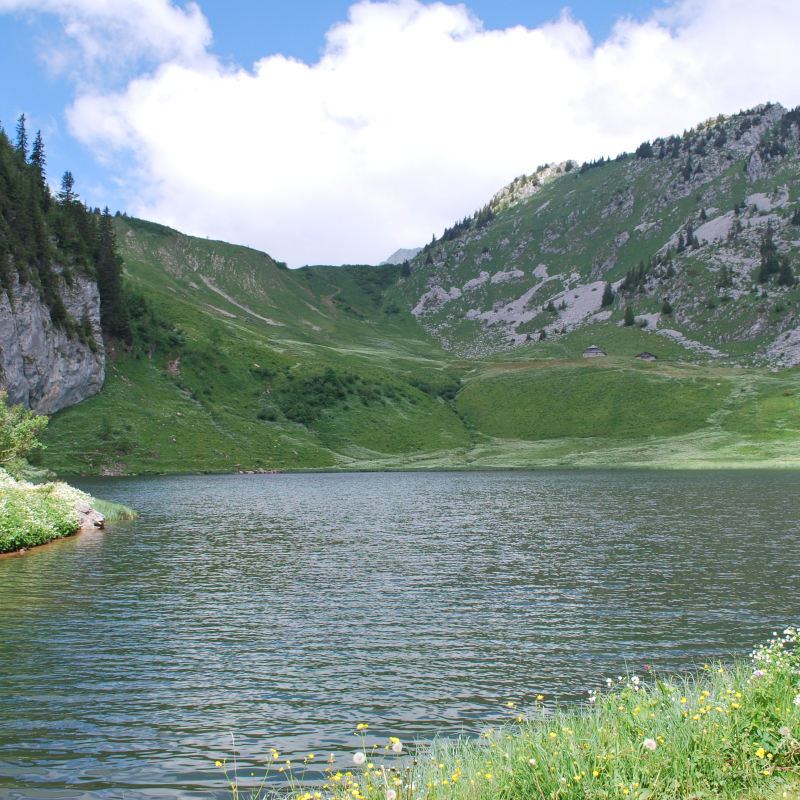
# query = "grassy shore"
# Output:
<box><xmin>0</xmin><ymin>468</ymin><xmax>136</xmax><ymax>553</ymax></box>
<box><xmin>222</xmin><ymin>631</ymin><xmax>800</xmax><ymax>800</ymax></box>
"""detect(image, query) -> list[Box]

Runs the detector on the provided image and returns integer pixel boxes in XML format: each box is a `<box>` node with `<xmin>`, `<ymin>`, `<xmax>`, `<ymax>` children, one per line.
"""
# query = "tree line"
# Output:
<box><xmin>0</xmin><ymin>114</ymin><xmax>174</xmax><ymax>350</ymax></box>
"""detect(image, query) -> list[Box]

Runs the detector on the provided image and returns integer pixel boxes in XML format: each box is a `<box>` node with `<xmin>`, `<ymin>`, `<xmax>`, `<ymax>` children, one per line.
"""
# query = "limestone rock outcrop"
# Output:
<box><xmin>0</xmin><ymin>273</ymin><xmax>105</xmax><ymax>415</ymax></box>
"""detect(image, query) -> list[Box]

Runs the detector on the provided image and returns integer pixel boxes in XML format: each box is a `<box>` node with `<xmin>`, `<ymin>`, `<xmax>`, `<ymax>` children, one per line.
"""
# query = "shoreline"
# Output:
<box><xmin>58</xmin><ymin>462</ymin><xmax>800</xmax><ymax>479</ymax></box>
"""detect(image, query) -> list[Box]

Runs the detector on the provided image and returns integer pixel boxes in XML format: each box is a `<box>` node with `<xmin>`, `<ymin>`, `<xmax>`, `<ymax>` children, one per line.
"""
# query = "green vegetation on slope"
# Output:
<box><xmin>397</xmin><ymin>103</ymin><xmax>800</xmax><ymax>363</ymax></box>
<box><xmin>456</xmin><ymin>360</ymin><xmax>730</xmax><ymax>440</ymax></box>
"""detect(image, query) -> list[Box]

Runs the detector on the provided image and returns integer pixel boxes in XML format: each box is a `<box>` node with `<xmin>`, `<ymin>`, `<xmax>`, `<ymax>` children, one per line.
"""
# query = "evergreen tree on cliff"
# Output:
<box><xmin>29</xmin><ymin>131</ymin><xmax>45</xmax><ymax>179</ymax></box>
<box><xmin>97</xmin><ymin>207</ymin><xmax>132</xmax><ymax>342</ymax></box>
<box><xmin>15</xmin><ymin>114</ymin><xmax>28</xmax><ymax>157</ymax></box>
<box><xmin>57</xmin><ymin>171</ymin><xmax>77</xmax><ymax>203</ymax></box>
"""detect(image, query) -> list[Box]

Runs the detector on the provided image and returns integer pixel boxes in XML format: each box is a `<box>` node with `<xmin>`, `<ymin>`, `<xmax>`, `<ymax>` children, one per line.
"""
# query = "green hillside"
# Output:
<box><xmin>37</xmin><ymin>102</ymin><xmax>800</xmax><ymax>474</ymax></box>
<box><xmin>397</xmin><ymin>102</ymin><xmax>800</xmax><ymax>366</ymax></box>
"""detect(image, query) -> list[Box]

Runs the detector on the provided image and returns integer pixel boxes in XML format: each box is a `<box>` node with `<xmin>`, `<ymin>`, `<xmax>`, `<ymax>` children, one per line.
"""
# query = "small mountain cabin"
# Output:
<box><xmin>636</xmin><ymin>352</ymin><xmax>657</xmax><ymax>362</ymax></box>
<box><xmin>583</xmin><ymin>345</ymin><xmax>607</xmax><ymax>358</ymax></box>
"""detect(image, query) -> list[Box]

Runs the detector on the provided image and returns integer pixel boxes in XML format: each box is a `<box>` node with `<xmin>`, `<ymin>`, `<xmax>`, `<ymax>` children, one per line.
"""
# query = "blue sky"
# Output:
<box><xmin>0</xmin><ymin>0</ymin><xmax>795</xmax><ymax>266</ymax></box>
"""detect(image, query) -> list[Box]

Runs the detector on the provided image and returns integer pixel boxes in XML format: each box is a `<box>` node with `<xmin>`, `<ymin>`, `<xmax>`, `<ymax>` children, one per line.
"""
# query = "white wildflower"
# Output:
<box><xmin>643</xmin><ymin>739</ymin><xmax>657</xmax><ymax>752</ymax></box>
<box><xmin>386</xmin><ymin>792</ymin><xmax>397</xmax><ymax>800</ymax></box>
<box><xmin>779</xmin><ymin>726</ymin><xmax>791</xmax><ymax>737</ymax></box>
<box><xmin>528</xmin><ymin>758</ymin><xmax>537</xmax><ymax>767</ymax></box>
<box><xmin>391</xmin><ymin>742</ymin><xmax>403</xmax><ymax>754</ymax></box>
<box><xmin>353</xmin><ymin>752</ymin><xmax>366</xmax><ymax>766</ymax></box>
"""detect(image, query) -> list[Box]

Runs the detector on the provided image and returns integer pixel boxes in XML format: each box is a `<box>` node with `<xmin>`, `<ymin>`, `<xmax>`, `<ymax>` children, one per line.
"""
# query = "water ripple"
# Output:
<box><xmin>1</xmin><ymin>470</ymin><xmax>799</xmax><ymax>799</ymax></box>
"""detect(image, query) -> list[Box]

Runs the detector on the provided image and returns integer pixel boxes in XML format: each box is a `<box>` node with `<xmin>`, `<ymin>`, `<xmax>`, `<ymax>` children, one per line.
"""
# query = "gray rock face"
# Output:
<box><xmin>0</xmin><ymin>273</ymin><xmax>105</xmax><ymax>414</ymax></box>
<box><xmin>381</xmin><ymin>247</ymin><xmax>422</xmax><ymax>265</ymax></box>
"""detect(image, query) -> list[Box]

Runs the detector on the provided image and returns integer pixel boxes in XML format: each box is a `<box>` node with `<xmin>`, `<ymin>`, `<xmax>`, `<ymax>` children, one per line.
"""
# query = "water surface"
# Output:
<box><xmin>1</xmin><ymin>470</ymin><xmax>799</xmax><ymax>799</ymax></box>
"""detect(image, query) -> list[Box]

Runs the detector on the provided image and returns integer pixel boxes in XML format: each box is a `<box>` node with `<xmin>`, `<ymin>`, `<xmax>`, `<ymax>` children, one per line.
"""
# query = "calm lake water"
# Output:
<box><xmin>1</xmin><ymin>470</ymin><xmax>799</xmax><ymax>799</ymax></box>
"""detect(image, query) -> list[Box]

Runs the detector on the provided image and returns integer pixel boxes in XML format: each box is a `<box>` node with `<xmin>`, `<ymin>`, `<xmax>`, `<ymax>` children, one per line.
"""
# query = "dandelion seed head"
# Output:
<box><xmin>353</xmin><ymin>752</ymin><xmax>366</xmax><ymax>766</ymax></box>
<box><xmin>643</xmin><ymin>739</ymin><xmax>657</xmax><ymax>752</ymax></box>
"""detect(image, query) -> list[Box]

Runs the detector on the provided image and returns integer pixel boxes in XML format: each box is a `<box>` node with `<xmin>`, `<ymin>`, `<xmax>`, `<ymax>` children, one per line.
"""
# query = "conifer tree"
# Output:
<box><xmin>624</xmin><ymin>305</ymin><xmax>635</xmax><ymax>326</ymax></box>
<box><xmin>15</xmin><ymin>114</ymin><xmax>27</xmax><ymax>157</ymax></box>
<box><xmin>97</xmin><ymin>208</ymin><xmax>132</xmax><ymax>342</ymax></box>
<box><xmin>661</xmin><ymin>299</ymin><xmax>673</xmax><ymax>315</ymax></box>
<box><xmin>30</xmin><ymin>131</ymin><xmax>45</xmax><ymax>177</ymax></box>
<box><xmin>601</xmin><ymin>281</ymin><xmax>614</xmax><ymax>307</ymax></box>
<box><xmin>778</xmin><ymin>257</ymin><xmax>794</xmax><ymax>287</ymax></box>
<box><xmin>400</xmin><ymin>260</ymin><xmax>411</xmax><ymax>278</ymax></box>
<box><xmin>57</xmin><ymin>171</ymin><xmax>78</xmax><ymax>203</ymax></box>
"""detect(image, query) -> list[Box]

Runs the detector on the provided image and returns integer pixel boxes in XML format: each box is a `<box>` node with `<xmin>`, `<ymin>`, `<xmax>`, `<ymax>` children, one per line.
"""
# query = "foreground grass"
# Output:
<box><xmin>223</xmin><ymin>632</ymin><xmax>800</xmax><ymax>800</ymax></box>
<box><xmin>0</xmin><ymin>469</ymin><xmax>136</xmax><ymax>553</ymax></box>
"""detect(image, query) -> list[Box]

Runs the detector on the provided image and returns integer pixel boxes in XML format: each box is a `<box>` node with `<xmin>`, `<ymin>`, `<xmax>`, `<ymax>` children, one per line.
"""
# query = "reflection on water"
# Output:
<box><xmin>1</xmin><ymin>470</ymin><xmax>799</xmax><ymax>799</ymax></box>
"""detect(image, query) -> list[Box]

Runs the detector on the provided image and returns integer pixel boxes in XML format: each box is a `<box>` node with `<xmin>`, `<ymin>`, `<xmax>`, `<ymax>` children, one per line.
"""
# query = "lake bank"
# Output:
<box><xmin>237</xmin><ymin>634</ymin><xmax>800</xmax><ymax>800</ymax></box>
<box><xmin>0</xmin><ymin>469</ymin><xmax>136</xmax><ymax>555</ymax></box>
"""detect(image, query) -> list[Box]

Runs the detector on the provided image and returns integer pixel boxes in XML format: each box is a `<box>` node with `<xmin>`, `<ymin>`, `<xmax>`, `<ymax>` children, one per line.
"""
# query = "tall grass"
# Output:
<box><xmin>91</xmin><ymin>497</ymin><xmax>137</xmax><ymax>522</ymax></box>
<box><xmin>220</xmin><ymin>630</ymin><xmax>800</xmax><ymax>800</ymax></box>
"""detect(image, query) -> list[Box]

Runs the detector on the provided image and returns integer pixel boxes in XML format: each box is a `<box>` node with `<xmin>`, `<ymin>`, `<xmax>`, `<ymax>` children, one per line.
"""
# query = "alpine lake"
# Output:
<box><xmin>1</xmin><ymin>470</ymin><xmax>799</xmax><ymax>799</ymax></box>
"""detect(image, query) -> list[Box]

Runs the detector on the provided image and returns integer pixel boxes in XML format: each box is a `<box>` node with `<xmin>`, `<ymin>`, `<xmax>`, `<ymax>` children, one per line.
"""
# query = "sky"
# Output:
<box><xmin>0</xmin><ymin>0</ymin><xmax>798</xmax><ymax>266</ymax></box>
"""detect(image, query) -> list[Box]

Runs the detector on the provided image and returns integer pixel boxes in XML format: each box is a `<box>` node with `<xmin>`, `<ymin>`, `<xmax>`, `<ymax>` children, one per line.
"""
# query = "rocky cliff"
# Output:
<box><xmin>0</xmin><ymin>273</ymin><xmax>105</xmax><ymax>414</ymax></box>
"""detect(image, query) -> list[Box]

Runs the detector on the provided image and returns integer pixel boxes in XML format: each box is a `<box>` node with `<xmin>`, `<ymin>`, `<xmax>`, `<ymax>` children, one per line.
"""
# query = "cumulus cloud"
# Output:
<box><xmin>6</xmin><ymin>0</ymin><xmax>800</xmax><ymax>265</ymax></box>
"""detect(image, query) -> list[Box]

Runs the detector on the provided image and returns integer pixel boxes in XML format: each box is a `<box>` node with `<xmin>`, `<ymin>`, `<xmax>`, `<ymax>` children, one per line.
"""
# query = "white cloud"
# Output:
<box><xmin>0</xmin><ymin>0</ymin><xmax>211</xmax><ymax>83</ymax></box>
<box><xmin>5</xmin><ymin>0</ymin><xmax>800</xmax><ymax>265</ymax></box>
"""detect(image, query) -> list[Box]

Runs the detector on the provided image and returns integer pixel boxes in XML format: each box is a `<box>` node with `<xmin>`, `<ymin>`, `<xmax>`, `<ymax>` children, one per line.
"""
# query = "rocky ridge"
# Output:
<box><xmin>398</xmin><ymin>103</ymin><xmax>800</xmax><ymax>365</ymax></box>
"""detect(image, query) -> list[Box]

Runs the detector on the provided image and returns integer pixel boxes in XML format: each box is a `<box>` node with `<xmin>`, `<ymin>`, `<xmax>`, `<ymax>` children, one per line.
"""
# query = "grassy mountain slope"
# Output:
<box><xmin>38</xmin><ymin>103</ymin><xmax>800</xmax><ymax>474</ymax></box>
<box><xmin>397</xmin><ymin>102</ymin><xmax>800</xmax><ymax>367</ymax></box>
<box><xmin>40</xmin><ymin>218</ymin><xmax>472</xmax><ymax>475</ymax></box>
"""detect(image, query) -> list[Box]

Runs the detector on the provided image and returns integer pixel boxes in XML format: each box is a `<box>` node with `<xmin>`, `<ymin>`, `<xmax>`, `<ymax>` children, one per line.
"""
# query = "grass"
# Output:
<box><xmin>220</xmin><ymin>631</ymin><xmax>800</xmax><ymax>800</ymax></box>
<box><xmin>0</xmin><ymin>468</ymin><xmax>136</xmax><ymax>553</ymax></box>
<box><xmin>91</xmin><ymin>497</ymin><xmax>138</xmax><ymax>522</ymax></box>
<box><xmin>455</xmin><ymin>360</ymin><xmax>731</xmax><ymax>440</ymax></box>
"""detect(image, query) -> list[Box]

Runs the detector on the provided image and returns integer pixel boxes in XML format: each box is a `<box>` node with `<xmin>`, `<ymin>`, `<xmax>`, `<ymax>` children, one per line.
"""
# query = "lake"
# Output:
<box><xmin>1</xmin><ymin>470</ymin><xmax>799</xmax><ymax>799</ymax></box>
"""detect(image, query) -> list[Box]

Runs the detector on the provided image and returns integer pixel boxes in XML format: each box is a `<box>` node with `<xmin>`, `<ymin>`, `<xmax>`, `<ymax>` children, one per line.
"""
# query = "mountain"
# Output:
<box><xmin>381</xmin><ymin>247</ymin><xmax>422</xmax><ymax>265</ymax></box>
<box><xmin>396</xmin><ymin>102</ymin><xmax>800</xmax><ymax>367</ymax></box>
<box><xmin>18</xmin><ymin>101</ymin><xmax>800</xmax><ymax>474</ymax></box>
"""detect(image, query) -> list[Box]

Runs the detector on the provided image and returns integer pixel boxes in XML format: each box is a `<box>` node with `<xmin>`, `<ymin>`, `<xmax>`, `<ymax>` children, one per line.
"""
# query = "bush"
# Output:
<box><xmin>0</xmin><ymin>391</ymin><xmax>48</xmax><ymax>478</ymax></box>
<box><xmin>0</xmin><ymin>470</ymin><xmax>81</xmax><ymax>552</ymax></box>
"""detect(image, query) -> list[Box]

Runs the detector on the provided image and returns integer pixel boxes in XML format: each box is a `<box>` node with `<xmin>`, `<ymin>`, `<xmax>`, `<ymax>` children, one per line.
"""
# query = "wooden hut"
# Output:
<box><xmin>635</xmin><ymin>352</ymin><xmax>657</xmax><ymax>362</ymax></box>
<box><xmin>582</xmin><ymin>345</ymin><xmax>607</xmax><ymax>358</ymax></box>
